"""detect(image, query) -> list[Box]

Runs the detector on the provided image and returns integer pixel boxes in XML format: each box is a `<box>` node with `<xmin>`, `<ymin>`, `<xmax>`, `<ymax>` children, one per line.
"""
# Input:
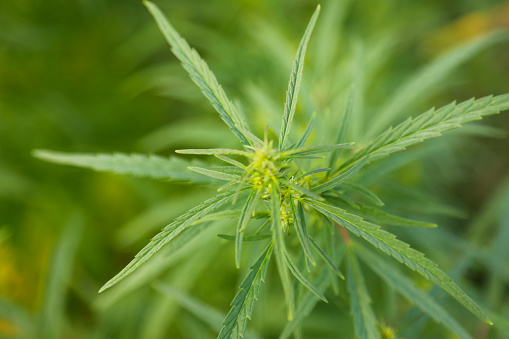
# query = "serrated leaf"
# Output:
<box><xmin>176</xmin><ymin>148</ymin><xmax>251</xmax><ymax>157</ymax></box>
<box><xmin>188</xmin><ymin>166</ymin><xmax>241</xmax><ymax>182</ymax></box>
<box><xmin>33</xmin><ymin>150</ymin><xmax>214</xmax><ymax>183</ymax></box>
<box><xmin>144</xmin><ymin>1</ymin><xmax>261</xmax><ymax>146</ymax></box>
<box><xmin>306</xmin><ymin>199</ymin><xmax>492</xmax><ymax>324</ymax></box>
<box><xmin>308</xmin><ymin>236</ymin><xmax>344</xmax><ymax>279</ymax></box>
<box><xmin>217</xmin><ymin>243</ymin><xmax>273</xmax><ymax>339</ymax></box>
<box><xmin>215</xmin><ymin>154</ymin><xmax>246</xmax><ymax>168</ymax></box>
<box><xmin>99</xmin><ymin>191</ymin><xmax>237</xmax><ymax>292</ymax></box>
<box><xmin>279</xmin><ymin>5</ymin><xmax>320</xmax><ymax>149</ymax></box>
<box><xmin>284</xmin><ymin>251</ymin><xmax>328</xmax><ymax>303</ymax></box>
<box><xmin>236</xmin><ymin>189</ymin><xmax>263</xmax><ymax>268</ymax></box>
<box><xmin>279</xmin><ymin>245</ymin><xmax>346</xmax><ymax>339</ymax></box>
<box><xmin>279</xmin><ymin>143</ymin><xmax>354</xmax><ymax>159</ymax></box>
<box><xmin>360</xmin><ymin>205</ymin><xmax>437</xmax><ymax>228</ymax></box>
<box><xmin>357</xmin><ymin>245</ymin><xmax>472</xmax><ymax>339</ymax></box>
<box><xmin>298</xmin><ymin>168</ymin><xmax>329</xmax><ymax>179</ymax></box>
<box><xmin>217</xmin><ymin>234</ymin><xmax>272</xmax><ymax>242</ymax></box>
<box><xmin>271</xmin><ymin>185</ymin><xmax>295</xmax><ymax>320</ymax></box>
<box><xmin>341</xmin><ymin>182</ymin><xmax>384</xmax><ymax>207</ymax></box>
<box><xmin>290</xmin><ymin>201</ymin><xmax>315</xmax><ymax>270</ymax></box>
<box><xmin>347</xmin><ymin>247</ymin><xmax>381</xmax><ymax>339</ymax></box>
<box><xmin>293</xmin><ymin>111</ymin><xmax>316</xmax><ymax>149</ymax></box>
<box><xmin>328</xmin><ymin>87</ymin><xmax>355</xmax><ymax>172</ymax></box>
<box><xmin>338</xmin><ymin>94</ymin><xmax>509</xmax><ymax>176</ymax></box>
<box><xmin>313</xmin><ymin>157</ymin><xmax>368</xmax><ymax>194</ymax></box>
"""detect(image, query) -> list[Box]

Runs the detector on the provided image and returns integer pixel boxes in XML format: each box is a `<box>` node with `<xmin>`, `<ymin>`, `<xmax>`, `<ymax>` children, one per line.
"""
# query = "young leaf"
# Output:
<box><xmin>217</xmin><ymin>234</ymin><xmax>272</xmax><ymax>242</ymax></box>
<box><xmin>290</xmin><ymin>201</ymin><xmax>315</xmax><ymax>269</ymax></box>
<box><xmin>271</xmin><ymin>184</ymin><xmax>295</xmax><ymax>320</ymax></box>
<box><xmin>328</xmin><ymin>87</ymin><xmax>355</xmax><ymax>173</ymax></box>
<box><xmin>347</xmin><ymin>247</ymin><xmax>381</xmax><ymax>339</ymax></box>
<box><xmin>308</xmin><ymin>236</ymin><xmax>344</xmax><ymax>279</ymax></box>
<box><xmin>337</xmin><ymin>94</ymin><xmax>509</xmax><ymax>176</ymax></box>
<box><xmin>215</xmin><ymin>154</ymin><xmax>246</xmax><ymax>168</ymax></box>
<box><xmin>33</xmin><ymin>150</ymin><xmax>214</xmax><ymax>183</ymax></box>
<box><xmin>99</xmin><ymin>191</ymin><xmax>237</xmax><ymax>292</ymax></box>
<box><xmin>293</xmin><ymin>111</ymin><xmax>316</xmax><ymax>149</ymax></box>
<box><xmin>313</xmin><ymin>157</ymin><xmax>368</xmax><ymax>194</ymax></box>
<box><xmin>279</xmin><ymin>5</ymin><xmax>320</xmax><ymax>149</ymax></box>
<box><xmin>236</xmin><ymin>189</ymin><xmax>263</xmax><ymax>268</ymax></box>
<box><xmin>279</xmin><ymin>245</ymin><xmax>346</xmax><ymax>339</ymax></box>
<box><xmin>360</xmin><ymin>205</ymin><xmax>437</xmax><ymax>228</ymax></box>
<box><xmin>176</xmin><ymin>148</ymin><xmax>251</xmax><ymax>157</ymax></box>
<box><xmin>284</xmin><ymin>251</ymin><xmax>327</xmax><ymax>303</ymax></box>
<box><xmin>188</xmin><ymin>166</ymin><xmax>241</xmax><ymax>182</ymax></box>
<box><xmin>144</xmin><ymin>1</ymin><xmax>261</xmax><ymax>146</ymax></box>
<box><xmin>279</xmin><ymin>143</ymin><xmax>354</xmax><ymax>159</ymax></box>
<box><xmin>306</xmin><ymin>199</ymin><xmax>492</xmax><ymax>324</ymax></box>
<box><xmin>357</xmin><ymin>245</ymin><xmax>473</xmax><ymax>339</ymax></box>
<box><xmin>218</xmin><ymin>242</ymin><xmax>273</xmax><ymax>339</ymax></box>
<box><xmin>341</xmin><ymin>182</ymin><xmax>384</xmax><ymax>207</ymax></box>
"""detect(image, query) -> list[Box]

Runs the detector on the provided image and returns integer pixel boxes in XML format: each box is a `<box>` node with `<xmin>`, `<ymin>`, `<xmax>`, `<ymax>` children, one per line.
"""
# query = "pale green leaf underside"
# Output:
<box><xmin>307</xmin><ymin>200</ymin><xmax>492</xmax><ymax>324</ymax></box>
<box><xmin>279</xmin><ymin>5</ymin><xmax>320</xmax><ymax>149</ymax></box>
<box><xmin>218</xmin><ymin>243</ymin><xmax>273</xmax><ymax>339</ymax></box>
<box><xmin>338</xmin><ymin>94</ymin><xmax>509</xmax><ymax>175</ymax></box>
<box><xmin>99</xmin><ymin>191</ymin><xmax>237</xmax><ymax>292</ymax></box>
<box><xmin>357</xmin><ymin>245</ymin><xmax>472</xmax><ymax>339</ymax></box>
<box><xmin>347</xmin><ymin>248</ymin><xmax>380</xmax><ymax>339</ymax></box>
<box><xmin>144</xmin><ymin>1</ymin><xmax>259</xmax><ymax>146</ymax></box>
<box><xmin>33</xmin><ymin>150</ymin><xmax>212</xmax><ymax>183</ymax></box>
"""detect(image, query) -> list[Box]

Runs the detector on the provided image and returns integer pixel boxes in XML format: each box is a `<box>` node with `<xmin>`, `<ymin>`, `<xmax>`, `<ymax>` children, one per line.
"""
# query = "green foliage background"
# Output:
<box><xmin>1</xmin><ymin>0</ymin><xmax>509</xmax><ymax>338</ymax></box>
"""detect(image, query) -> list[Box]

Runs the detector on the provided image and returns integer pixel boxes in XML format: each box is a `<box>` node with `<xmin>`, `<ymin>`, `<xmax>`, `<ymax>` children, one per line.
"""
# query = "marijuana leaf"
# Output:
<box><xmin>279</xmin><ymin>5</ymin><xmax>320</xmax><ymax>149</ymax></box>
<box><xmin>218</xmin><ymin>242</ymin><xmax>273</xmax><ymax>339</ymax></box>
<box><xmin>33</xmin><ymin>150</ymin><xmax>214</xmax><ymax>183</ymax></box>
<box><xmin>307</xmin><ymin>200</ymin><xmax>492</xmax><ymax>324</ymax></box>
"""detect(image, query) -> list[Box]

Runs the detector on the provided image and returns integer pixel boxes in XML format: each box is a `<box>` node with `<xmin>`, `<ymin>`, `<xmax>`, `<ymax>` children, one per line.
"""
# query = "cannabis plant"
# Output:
<box><xmin>35</xmin><ymin>1</ymin><xmax>509</xmax><ymax>338</ymax></box>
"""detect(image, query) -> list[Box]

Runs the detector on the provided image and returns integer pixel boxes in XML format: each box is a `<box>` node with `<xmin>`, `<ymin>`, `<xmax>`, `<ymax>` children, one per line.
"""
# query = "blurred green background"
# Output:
<box><xmin>1</xmin><ymin>0</ymin><xmax>509</xmax><ymax>338</ymax></box>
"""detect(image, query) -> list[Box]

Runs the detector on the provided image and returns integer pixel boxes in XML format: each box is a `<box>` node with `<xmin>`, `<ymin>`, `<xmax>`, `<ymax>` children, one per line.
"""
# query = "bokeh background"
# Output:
<box><xmin>1</xmin><ymin>0</ymin><xmax>509</xmax><ymax>338</ymax></box>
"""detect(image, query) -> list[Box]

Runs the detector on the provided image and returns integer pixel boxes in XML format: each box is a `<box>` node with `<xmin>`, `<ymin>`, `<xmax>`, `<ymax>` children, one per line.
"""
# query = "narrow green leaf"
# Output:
<box><xmin>279</xmin><ymin>5</ymin><xmax>320</xmax><ymax>149</ymax></box>
<box><xmin>357</xmin><ymin>245</ymin><xmax>473</xmax><ymax>339</ymax></box>
<box><xmin>218</xmin><ymin>243</ymin><xmax>273</xmax><ymax>339</ymax></box>
<box><xmin>361</xmin><ymin>205</ymin><xmax>437</xmax><ymax>228</ymax></box>
<box><xmin>217</xmin><ymin>234</ymin><xmax>272</xmax><ymax>242</ymax></box>
<box><xmin>347</xmin><ymin>247</ymin><xmax>381</xmax><ymax>339</ymax></box>
<box><xmin>236</xmin><ymin>189</ymin><xmax>263</xmax><ymax>268</ymax></box>
<box><xmin>99</xmin><ymin>191</ymin><xmax>237</xmax><ymax>292</ymax></box>
<box><xmin>308</xmin><ymin>236</ymin><xmax>344</xmax><ymax>279</ymax></box>
<box><xmin>290</xmin><ymin>201</ymin><xmax>315</xmax><ymax>269</ymax></box>
<box><xmin>282</xmin><ymin>179</ymin><xmax>323</xmax><ymax>201</ymax></box>
<box><xmin>144</xmin><ymin>1</ymin><xmax>261</xmax><ymax>146</ymax></box>
<box><xmin>279</xmin><ymin>245</ymin><xmax>346</xmax><ymax>339</ymax></box>
<box><xmin>188</xmin><ymin>166</ymin><xmax>241</xmax><ymax>182</ymax></box>
<box><xmin>33</xmin><ymin>150</ymin><xmax>214</xmax><ymax>183</ymax></box>
<box><xmin>298</xmin><ymin>168</ymin><xmax>329</xmax><ymax>180</ymax></box>
<box><xmin>338</xmin><ymin>94</ymin><xmax>509</xmax><ymax>176</ymax></box>
<box><xmin>284</xmin><ymin>251</ymin><xmax>327</xmax><ymax>303</ymax></box>
<box><xmin>306</xmin><ymin>200</ymin><xmax>492</xmax><ymax>324</ymax></box>
<box><xmin>215</xmin><ymin>154</ymin><xmax>246</xmax><ymax>168</ymax></box>
<box><xmin>279</xmin><ymin>143</ymin><xmax>354</xmax><ymax>159</ymax></box>
<box><xmin>293</xmin><ymin>111</ymin><xmax>316</xmax><ymax>149</ymax></box>
<box><xmin>176</xmin><ymin>148</ymin><xmax>251</xmax><ymax>157</ymax></box>
<box><xmin>341</xmin><ymin>182</ymin><xmax>384</xmax><ymax>207</ymax></box>
<box><xmin>328</xmin><ymin>87</ymin><xmax>355</xmax><ymax>173</ymax></box>
<box><xmin>271</xmin><ymin>184</ymin><xmax>295</xmax><ymax>320</ymax></box>
<box><xmin>313</xmin><ymin>157</ymin><xmax>368</xmax><ymax>194</ymax></box>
